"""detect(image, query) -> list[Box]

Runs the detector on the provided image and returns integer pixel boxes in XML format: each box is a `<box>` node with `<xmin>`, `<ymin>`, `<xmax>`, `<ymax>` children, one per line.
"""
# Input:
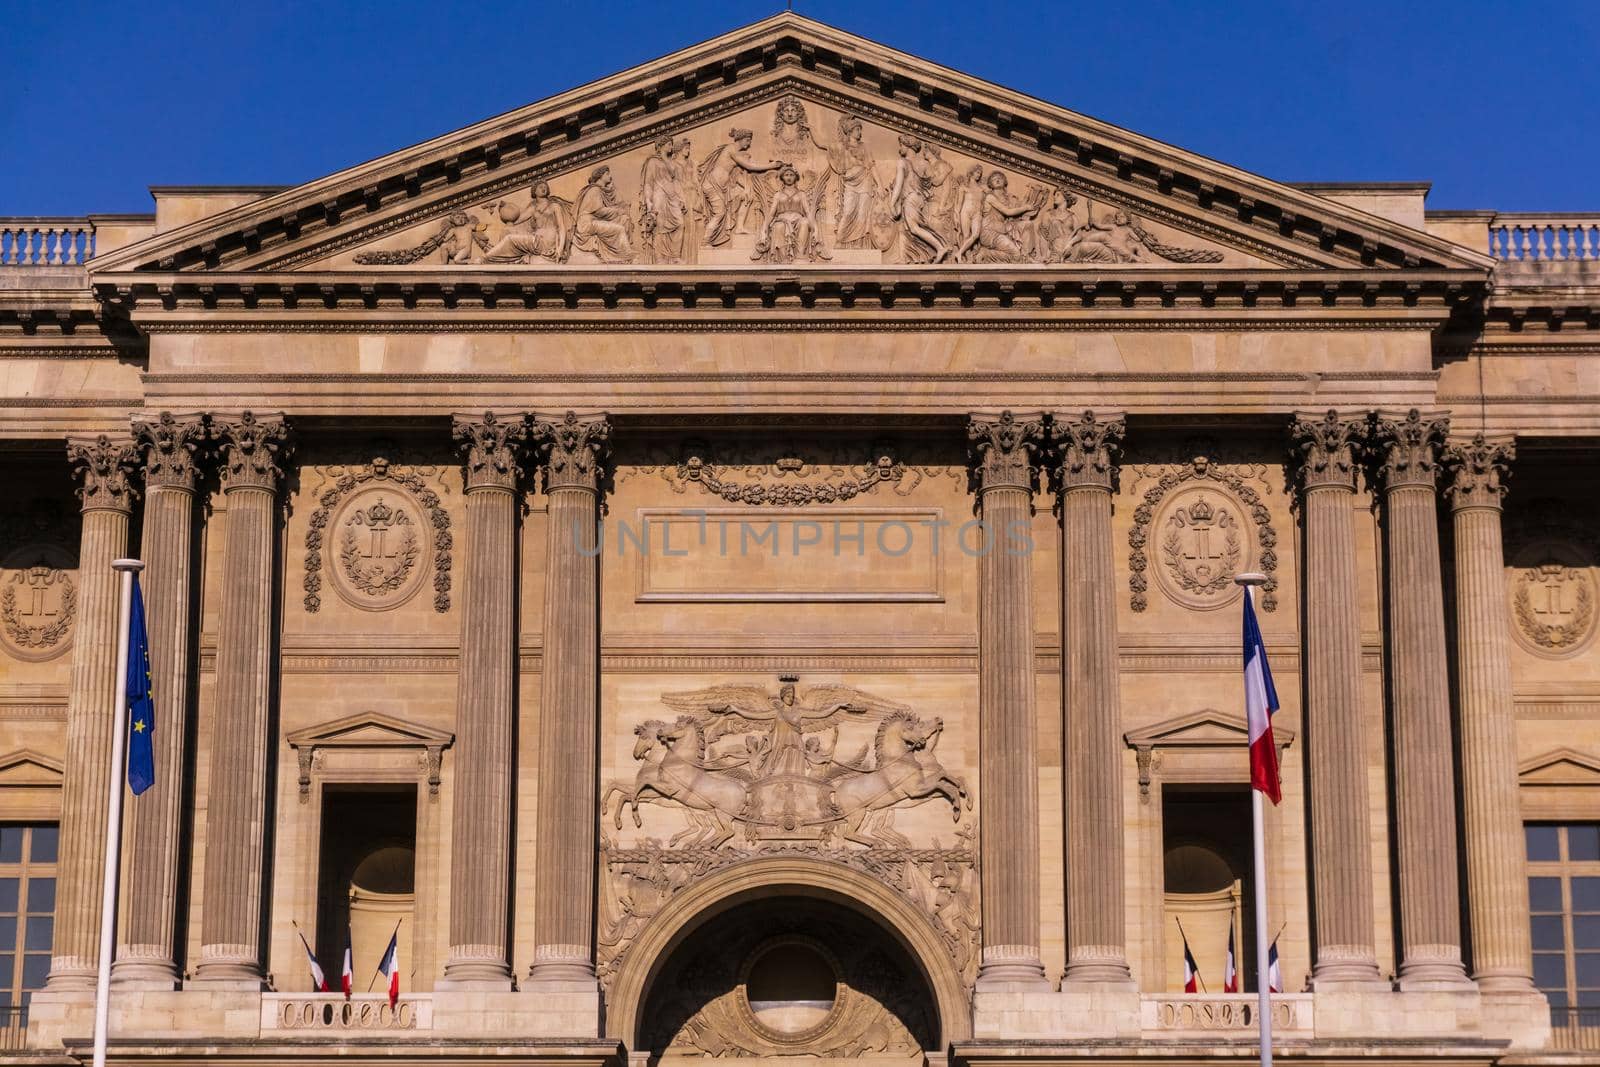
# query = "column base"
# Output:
<box><xmin>1308</xmin><ymin>954</ymin><xmax>1388</xmax><ymax>991</ymax></box>
<box><xmin>975</xmin><ymin>947</ymin><xmax>1050</xmax><ymax>991</ymax></box>
<box><xmin>1396</xmin><ymin>955</ymin><xmax>1473</xmax><ymax>991</ymax></box>
<box><xmin>1479</xmin><ymin>987</ymin><xmax>1552</xmax><ymax>1049</ymax></box>
<box><xmin>190</xmin><ymin>958</ymin><xmax>269</xmax><ymax>991</ymax></box>
<box><xmin>111</xmin><ymin>953</ymin><xmax>182</xmax><ymax>990</ymax></box>
<box><xmin>437</xmin><ymin>956</ymin><xmax>515</xmax><ymax>992</ymax></box>
<box><xmin>1061</xmin><ymin>949</ymin><xmax>1135</xmax><ymax>988</ymax></box>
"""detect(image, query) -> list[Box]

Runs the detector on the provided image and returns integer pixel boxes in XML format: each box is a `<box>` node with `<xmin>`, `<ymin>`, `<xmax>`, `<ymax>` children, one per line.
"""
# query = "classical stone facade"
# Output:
<box><xmin>1</xmin><ymin>13</ymin><xmax>1597</xmax><ymax>1067</ymax></box>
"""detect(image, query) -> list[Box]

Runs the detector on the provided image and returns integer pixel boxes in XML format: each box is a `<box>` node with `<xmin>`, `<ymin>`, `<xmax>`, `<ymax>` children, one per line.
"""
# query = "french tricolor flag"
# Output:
<box><xmin>377</xmin><ymin>929</ymin><xmax>401</xmax><ymax>1007</ymax></box>
<box><xmin>1223</xmin><ymin>925</ymin><xmax>1239</xmax><ymax>993</ymax></box>
<box><xmin>1267</xmin><ymin>936</ymin><xmax>1283</xmax><ymax>994</ymax></box>
<box><xmin>1181</xmin><ymin>936</ymin><xmax>1201</xmax><ymax>993</ymax></box>
<box><xmin>296</xmin><ymin>928</ymin><xmax>327</xmax><ymax>993</ymax></box>
<box><xmin>1242</xmin><ymin>588</ymin><xmax>1282</xmax><ymax>805</ymax></box>
<box><xmin>341</xmin><ymin>928</ymin><xmax>353</xmax><ymax>1000</ymax></box>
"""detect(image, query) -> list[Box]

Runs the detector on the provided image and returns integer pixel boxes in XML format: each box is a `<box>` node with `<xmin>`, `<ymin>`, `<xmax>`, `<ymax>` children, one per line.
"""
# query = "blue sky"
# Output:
<box><xmin>2</xmin><ymin>0</ymin><xmax>1596</xmax><ymax>216</ymax></box>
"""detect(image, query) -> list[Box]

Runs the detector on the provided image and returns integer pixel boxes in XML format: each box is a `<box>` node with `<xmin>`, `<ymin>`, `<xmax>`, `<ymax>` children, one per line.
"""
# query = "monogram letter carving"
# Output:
<box><xmin>967</xmin><ymin>411</ymin><xmax>1045</xmax><ymax>494</ymax></box>
<box><xmin>532</xmin><ymin>411</ymin><xmax>612</xmax><ymax>493</ymax></box>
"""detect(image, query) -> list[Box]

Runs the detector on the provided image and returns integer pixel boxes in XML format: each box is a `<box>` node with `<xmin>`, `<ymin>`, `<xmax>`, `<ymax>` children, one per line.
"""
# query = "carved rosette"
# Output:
<box><xmin>532</xmin><ymin>411</ymin><xmax>612</xmax><ymax>493</ymax></box>
<box><xmin>452</xmin><ymin>411</ymin><xmax>529</xmax><ymax>492</ymax></box>
<box><xmin>1049</xmin><ymin>410</ymin><xmax>1124</xmax><ymax>493</ymax></box>
<box><xmin>132</xmin><ymin>412</ymin><xmax>207</xmax><ymax>491</ymax></box>
<box><xmin>1291</xmin><ymin>410</ymin><xmax>1364</xmax><ymax>493</ymax></box>
<box><xmin>1370</xmin><ymin>409</ymin><xmax>1450</xmax><ymax>492</ymax></box>
<box><xmin>214</xmin><ymin>412</ymin><xmax>291</xmax><ymax>494</ymax></box>
<box><xmin>967</xmin><ymin>411</ymin><xmax>1045</xmax><ymax>494</ymax></box>
<box><xmin>1443</xmin><ymin>434</ymin><xmax>1515</xmax><ymax>512</ymax></box>
<box><xmin>303</xmin><ymin>458</ymin><xmax>453</xmax><ymax>613</ymax></box>
<box><xmin>66</xmin><ymin>434</ymin><xmax>140</xmax><ymax>513</ymax></box>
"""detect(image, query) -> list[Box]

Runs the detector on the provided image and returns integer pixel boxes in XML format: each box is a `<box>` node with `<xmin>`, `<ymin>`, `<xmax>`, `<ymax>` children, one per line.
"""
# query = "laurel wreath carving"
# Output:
<box><xmin>1129</xmin><ymin>461</ymin><xmax>1278</xmax><ymax>612</ymax></box>
<box><xmin>1160</xmin><ymin>508</ymin><xmax>1241</xmax><ymax>597</ymax></box>
<box><xmin>1</xmin><ymin>576</ymin><xmax>76</xmax><ymax>650</ymax></box>
<box><xmin>338</xmin><ymin>521</ymin><xmax>420</xmax><ymax>596</ymax></box>
<box><xmin>305</xmin><ymin>462</ymin><xmax>451</xmax><ymax>613</ymax></box>
<box><xmin>1513</xmin><ymin>571</ymin><xmax>1594</xmax><ymax>650</ymax></box>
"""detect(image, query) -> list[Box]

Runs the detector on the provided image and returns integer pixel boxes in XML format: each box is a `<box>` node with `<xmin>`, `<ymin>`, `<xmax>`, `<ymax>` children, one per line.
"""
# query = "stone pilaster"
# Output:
<box><xmin>1291</xmin><ymin>411</ymin><xmax>1386</xmax><ymax>987</ymax></box>
<box><xmin>1050</xmin><ymin>411</ymin><xmax>1133</xmax><ymax>987</ymax></box>
<box><xmin>115</xmin><ymin>413</ymin><xmax>207</xmax><ymax>988</ymax></box>
<box><xmin>46</xmin><ymin>434</ymin><xmax>139</xmax><ymax>990</ymax></box>
<box><xmin>194</xmin><ymin>412</ymin><xmax>289</xmax><ymax>987</ymax></box>
<box><xmin>1369</xmin><ymin>409</ymin><xmax>1471</xmax><ymax>989</ymax></box>
<box><xmin>967</xmin><ymin>411</ymin><xmax>1050</xmax><ymax>990</ymax></box>
<box><xmin>1443</xmin><ymin>433</ymin><xmax>1536</xmax><ymax>992</ymax></box>
<box><xmin>441</xmin><ymin>411</ymin><xmax>528</xmax><ymax>989</ymax></box>
<box><xmin>528</xmin><ymin>411</ymin><xmax>611</xmax><ymax>990</ymax></box>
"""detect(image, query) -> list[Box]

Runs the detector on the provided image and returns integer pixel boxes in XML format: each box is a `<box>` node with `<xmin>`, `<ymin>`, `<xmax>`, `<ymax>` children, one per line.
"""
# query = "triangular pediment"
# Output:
<box><xmin>1519</xmin><ymin>747</ymin><xmax>1600</xmax><ymax>787</ymax></box>
<box><xmin>285</xmin><ymin>711</ymin><xmax>453</xmax><ymax>752</ymax></box>
<box><xmin>91</xmin><ymin>14</ymin><xmax>1491</xmax><ymax>281</ymax></box>
<box><xmin>0</xmin><ymin>749</ymin><xmax>64</xmax><ymax>788</ymax></box>
<box><xmin>1125</xmin><ymin>709</ymin><xmax>1295</xmax><ymax>751</ymax></box>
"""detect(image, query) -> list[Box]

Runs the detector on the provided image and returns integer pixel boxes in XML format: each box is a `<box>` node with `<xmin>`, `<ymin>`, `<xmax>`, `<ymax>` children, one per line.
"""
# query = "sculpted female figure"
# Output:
<box><xmin>639</xmin><ymin>136</ymin><xmax>689</xmax><ymax>263</ymax></box>
<box><xmin>752</xmin><ymin>164</ymin><xmax>828</xmax><ymax>264</ymax></box>
<box><xmin>573</xmin><ymin>165</ymin><xmax>634</xmax><ymax>263</ymax></box>
<box><xmin>698</xmin><ymin>128</ymin><xmax>784</xmax><ymax>247</ymax></box>
<box><xmin>887</xmin><ymin>135</ymin><xmax>951</xmax><ymax>263</ymax></box>
<box><xmin>479</xmin><ymin>181</ymin><xmax>572</xmax><ymax>263</ymax></box>
<box><xmin>968</xmin><ymin>170</ymin><xmax>1048</xmax><ymax>263</ymax></box>
<box><xmin>950</xmin><ymin>164</ymin><xmax>987</xmax><ymax>263</ymax></box>
<box><xmin>829</xmin><ymin>115</ymin><xmax>884</xmax><ymax>250</ymax></box>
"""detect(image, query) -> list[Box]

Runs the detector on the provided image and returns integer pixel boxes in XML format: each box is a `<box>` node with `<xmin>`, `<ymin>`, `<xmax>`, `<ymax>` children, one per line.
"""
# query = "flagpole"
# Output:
<box><xmin>1235</xmin><ymin>572</ymin><xmax>1272</xmax><ymax>1067</ymax></box>
<box><xmin>92</xmin><ymin>559</ymin><xmax>143</xmax><ymax>1067</ymax></box>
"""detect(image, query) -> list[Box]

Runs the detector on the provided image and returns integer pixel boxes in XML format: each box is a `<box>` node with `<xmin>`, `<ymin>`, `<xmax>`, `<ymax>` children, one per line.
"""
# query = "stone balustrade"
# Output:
<box><xmin>1142</xmin><ymin>994</ymin><xmax>1311</xmax><ymax>1035</ymax></box>
<box><xmin>261</xmin><ymin>994</ymin><xmax>428</xmax><ymax>1033</ymax></box>
<box><xmin>1490</xmin><ymin>214</ymin><xmax>1600</xmax><ymax>262</ymax></box>
<box><xmin>0</xmin><ymin>218</ymin><xmax>96</xmax><ymax>266</ymax></box>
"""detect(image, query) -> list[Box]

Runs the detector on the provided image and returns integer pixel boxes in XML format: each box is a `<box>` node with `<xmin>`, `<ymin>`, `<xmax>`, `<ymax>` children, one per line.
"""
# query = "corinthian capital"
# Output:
<box><xmin>1370</xmin><ymin>408</ymin><xmax>1449</xmax><ymax>491</ymax></box>
<box><xmin>213</xmin><ymin>412</ymin><xmax>291</xmax><ymax>494</ymax></box>
<box><xmin>453</xmin><ymin>411</ymin><xmax>530</xmax><ymax>492</ymax></box>
<box><xmin>1443</xmin><ymin>433</ymin><xmax>1515</xmax><ymax>511</ymax></box>
<box><xmin>1048</xmin><ymin>410</ymin><xmax>1125</xmax><ymax>492</ymax></box>
<box><xmin>133</xmin><ymin>411</ymin><xmax>207</xmax><ymax>491</ymax></box>
<box><xmin>1291</xmin><ymin>409</ymin><xmax>1364</xmax><ymax>492</ymax></box>
<box><xmin>967</xmin><ymin>411</ymin><xmax>1045</xmax><ymax>494</ymax></box>
<box><xmin>532</xmin><ymin>411</ymin><xmax>612</xmax><ymax>493</ymax></box>
<box><xmin>66</xmin><ymin>433</ymin><xmax>140</xmax><ymax>513</ymax></box>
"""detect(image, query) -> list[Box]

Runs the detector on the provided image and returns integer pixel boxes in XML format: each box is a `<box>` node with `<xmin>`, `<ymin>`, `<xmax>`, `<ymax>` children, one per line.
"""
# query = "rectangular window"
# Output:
<box><xmin>1527</xmin><ymin>822</ymin><xmax>1600</xmax><ymax>1033</ymax></box>
<box><xmin>0</xmin><ymin>823</ymin><xmax>57</xmax><ymax>1047</ymax></box>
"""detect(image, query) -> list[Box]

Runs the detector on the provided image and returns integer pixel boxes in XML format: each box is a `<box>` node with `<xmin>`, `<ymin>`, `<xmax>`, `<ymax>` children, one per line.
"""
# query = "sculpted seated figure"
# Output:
<box><xmin>479</xmin><ymin>181</ymin><xmax>572</xmax><ymax>264</ymax></box>
<box><xmin>751</xmin><ymin>164</ymin><xmax>829</xmax><ymax>264</ymax></box>
<box><xmin>572</xmin><ymin>164</ymin><xmax>634</xmax><ymax>263</ymax></box>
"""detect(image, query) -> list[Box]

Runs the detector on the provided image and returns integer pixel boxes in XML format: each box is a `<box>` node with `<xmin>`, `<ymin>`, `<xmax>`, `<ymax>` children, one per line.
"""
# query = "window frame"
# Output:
<box><xmin>1527</xmin><ymin>821</ymin><xmax>1600</xmax><ymax>1017</ymax></box>
<box><xmin>0</xmin><ymin>823</ymin><xmax>58</xmax><ymax>1013</ymax></box>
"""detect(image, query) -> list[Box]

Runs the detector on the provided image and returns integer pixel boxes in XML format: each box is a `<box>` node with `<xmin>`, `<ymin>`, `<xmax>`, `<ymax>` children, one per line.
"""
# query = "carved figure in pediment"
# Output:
<box><xmin>572</xmin><ymin>165</ymin><xmax>634</xmax><ymax>263</ymax></box>
<box><xmin>751</xmin><ymin>164</ymin><xmax>831</xmax><ymax>264</ymax></box>
<box><xmin>639</xmin><ymin>137</ymin><xmax>696</xmax><ymax>265</ymax></box>
<box><xmin>888</xmin><ymin>135</ymin><xmax>954</xmax><ymax>263</ymax></box>
<box><xmin>1070</xmin><ymin>208</ymin><xmax>1147</xmax><ymax>263</ymax></box>
<box><xmin>698</xmin><ymin>128</ymin><xmax>785</xmax><ymax>248</ymax></box>
<box><xmin>352</xmin><ymin>211</ymin><xmax>484</xmax><ymax>265</ymax></box>
<box><xmin>480</xmin><ymin>181</ymin><xmax>573</xmax><ymax>264</ymax></box>
<box><xmin>1033</xmin><ymin>186</ymin><xmax>1083</xmax><ymax>262</ymax></box>
<box><xmin>956</xmin><ymin>170</ymin><xmax>1048</xmax><ymax>264</ymax></box>
<box><xmin>828</xmin><ymin>115</ymin><xmax>892</xmax><ymax>251</ymax></box>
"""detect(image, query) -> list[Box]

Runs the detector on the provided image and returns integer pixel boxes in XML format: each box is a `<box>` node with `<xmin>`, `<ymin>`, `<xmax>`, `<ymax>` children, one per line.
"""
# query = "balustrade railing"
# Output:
<box><xmin>1490</xmin><ymin>215</ymin><xmax>1600</xmax><ymax>262</ymax></box>
<box><xmin>0</xmin><ymin>218</ymin><xmax>96</xmax><ymax>267</ymax></box>
<box><xmin>1550</xmin><ymin>1006</ymin><xmax>1600</xmax><ymax>1052</ymax></box>
<box><xmin>0</xmin><ymin>1006</ymin><xmax>26</xmax><ymax>1051</ymax></box>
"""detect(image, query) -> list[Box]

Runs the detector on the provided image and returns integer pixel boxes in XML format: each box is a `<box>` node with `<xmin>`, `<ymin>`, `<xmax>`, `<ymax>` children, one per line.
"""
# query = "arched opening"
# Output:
<box><xmin>638</xmin><ymin>896</ymin><xmax>937</xmax><ymax>1060</ymax></box>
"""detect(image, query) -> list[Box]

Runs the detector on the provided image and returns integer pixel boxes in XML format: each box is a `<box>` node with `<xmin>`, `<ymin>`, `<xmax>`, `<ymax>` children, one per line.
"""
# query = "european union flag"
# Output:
<box><xmin>126</xmin><ymin>576</ymin><xmax>155</xmax><ymax>796</ymax></box>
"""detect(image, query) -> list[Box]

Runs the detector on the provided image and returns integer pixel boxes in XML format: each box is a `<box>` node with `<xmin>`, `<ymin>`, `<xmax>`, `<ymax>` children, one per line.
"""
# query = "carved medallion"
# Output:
<box><xmin>304</xmin><ymin>457</ymin><xmax>453</xmax><ymax>614</ymax></box>
<box><xmin>1510</xmin><ymin>539</ymin><xmax>1597</xmax><ymax>658</ymax></box>
<box><xmin>0</xmin><ymin>545</ymin><xmax>77</xmax><ymax>662</ymax></box>
<box><xmin>1154</xmin><ymin>487</ymin><xmax>1248</xmax><ymax>611</ymax></box>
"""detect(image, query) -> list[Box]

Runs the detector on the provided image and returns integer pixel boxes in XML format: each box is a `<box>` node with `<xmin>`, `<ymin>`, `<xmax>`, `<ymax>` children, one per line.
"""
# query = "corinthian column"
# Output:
<box><xmin>528</xmin><ymin>411</ymin><xmax>610</xmax><ymax>990</ymax></box>
<box><xmin>1370</xmin><ymin>409</ymin><xmax>1470</xmax><ymax>989</ymax></box>
<box><xmin>46</xmin><ymin>434</ymin><xmax>139</xmax><ymax>990</ymax></box>
<box><xmin>194</xmin><ymin>412</ymin><xmax>289</xmax><ymax>986</ymax></box>
<box><xmin>1444</xmin><ymin>433</ymin><xmax>1535</xmax><ymax>992</ymax></box>
<box><xmin>1291</xmin><ymin>411</ymin><xmax>1385</xmax><ymax>987</ymax></box>
<box><xmin>968</xmin><ymin>412</ymin><xmax>1050</xmax><ymax>990</ymax></box>
<box><xmin>115</xmin><ymin>413</ymin><xmax>206</xmax><ymax>988</ymax></box>
<box><xmin>1051</xmin><ymin>411</ymin><xmax>1133</xmax><ymax>987</ymax></box>
<box><xmin>442</xmin><ymin>412</ymin><xmax>528</xmax><ymax>989</ymax></box>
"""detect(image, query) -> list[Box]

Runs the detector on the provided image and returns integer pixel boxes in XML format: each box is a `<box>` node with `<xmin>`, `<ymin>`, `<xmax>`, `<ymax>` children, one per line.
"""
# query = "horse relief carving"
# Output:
<box><xmin>605</xmin><ymin>676</ymin><xmax>969</xmax><ymax>849</ymax></box>
<box><xmin>346</xmin><ymin>96</ymin><xmax>1232</xmax><ymax>269</ymax></box>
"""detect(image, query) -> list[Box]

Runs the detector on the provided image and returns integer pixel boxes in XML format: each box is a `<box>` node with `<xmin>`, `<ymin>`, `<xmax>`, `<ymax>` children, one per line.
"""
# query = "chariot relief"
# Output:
<box><xmin>343</xmin><ymin>96</ymin><xmax>1235</xmax><ymax>270</ymax></box>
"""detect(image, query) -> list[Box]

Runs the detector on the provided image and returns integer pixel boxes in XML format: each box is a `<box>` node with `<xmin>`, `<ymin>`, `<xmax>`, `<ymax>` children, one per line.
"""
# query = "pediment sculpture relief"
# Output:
<box><xmin>341</xmin><ymin>96</ymin><xmax>1232</xmax><ymax>270</ymax></box>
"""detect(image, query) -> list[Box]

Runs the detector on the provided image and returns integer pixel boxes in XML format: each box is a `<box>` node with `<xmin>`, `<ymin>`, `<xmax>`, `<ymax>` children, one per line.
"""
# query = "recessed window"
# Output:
<box><xmin>744</xmin><ymin>940</ymin><xmax>837</xmax><ymax>1035</ymax></box>
<box><xmin>1527</xmin><ymin>822</ymin><xmax>1600</xmax><ymax>1028</ymax></box>
<box><xmin>0</xmin><ymin>823</ymin><xmax>57</xmax><ymax>1028</ymax></box>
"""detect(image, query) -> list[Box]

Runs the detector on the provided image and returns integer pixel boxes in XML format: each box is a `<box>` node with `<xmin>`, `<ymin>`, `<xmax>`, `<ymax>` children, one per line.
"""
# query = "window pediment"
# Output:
<box><xmin>285</xmin><ymin>712</ymin><xmax>453</xmax><ymax>800</ymax></box>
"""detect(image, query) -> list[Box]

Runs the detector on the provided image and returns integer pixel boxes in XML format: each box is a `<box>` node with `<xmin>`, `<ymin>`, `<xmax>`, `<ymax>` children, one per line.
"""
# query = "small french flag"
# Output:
<box><xmin>296</xmin><ymin>928</ymin><xmax>327</xmax><ymax>993</ymax></box>
<box><xmin>1242</xmin><ymin>589</ymin><xmax>1282</xmax><ymax>805</ymax></box>
<box><xmin>1267</xmin><ymin>936</ymin><xmax>1283</xmax><ymax>994</ymax></box>
<box><xmin>377</xmin><ymin>928</ymin><xmax>401</xmax><ymax>1007</ymax></box>
<box><xmin>1181</xmin><ymin>935</ymin><xmax>1201</xmax><ymax>993</ymax></box>
<box><xmin>1223</xmin><ymin>925</ymin><xmax>1239</xmax><ymax>993</ymax></box>
<box><xmin>341</xmin><ymin>928</ymin><xmax>353</xmax><ymax>1000</ymax></box>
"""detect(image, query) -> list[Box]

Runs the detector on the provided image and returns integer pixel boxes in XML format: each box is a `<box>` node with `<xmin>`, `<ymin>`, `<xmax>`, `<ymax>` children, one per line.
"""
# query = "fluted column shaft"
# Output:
<box><xmin>195</xmin><ymin>412</ymin><xmax>289</xmax><ymax>986</ymax></box>
<box><xmin>1054</xmin><ymin>411</ymin><xmax>1133</xmax><ymax>986</ymax></box>
<box><xmin>47</xmin><ymin>435</ymin><xmax>138</xmax><ymax>989</ymax></box>
<box><xmin>529</xmin><ymin>411</ymin><xmax>610</xmax><ymax>987</ymax></box>
<box><xmin>115</xmin><ymin>413</ymin><xmax>206</xmax><ymax>988</ymax></box>
<box><xmin>1372</xmin><ymin>409</ymin><xmax>1471</xmax><ymax>988</ymax></box>
<box><xmin>1293</xmin><ymin>412</ymin><xmax>1384</xmax><ymax>986</ymax></box>
<box><xmin>1445</xmin><ymin>435</ymin><xmax>1535</xmax><ymax>991</ymax></box>
<box><xmin>443</xmin><ymin>412</ymin><xmax>527</xmax><ymax>988</ymax></box>
<box><xmin>968</xmin><ymin>412</ymin><xmax>1049</xmax><ymax>989</ymax></box>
